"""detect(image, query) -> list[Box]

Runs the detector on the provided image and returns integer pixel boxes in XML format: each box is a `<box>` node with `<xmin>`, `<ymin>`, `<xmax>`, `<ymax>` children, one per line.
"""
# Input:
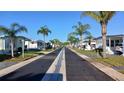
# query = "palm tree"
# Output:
<box><xmin>50</xmin><ymin>39</ymin><xmax>62</xmax><ymax>48</ymax></box>
<box><xmin>63</xmin><ymin>42</ymin><xmax>69</xmax><ymax>46</ymax></box>
<box><xmin>68</xmin><ymin>32</ymin><xmax>79</xmax><ymax>47</ymax></box>
<box><xmin>0</xmin><ymin>23</ymin><xmax>27</xmax><ymax>57</ymax></box>
<box><xmin>50</xmin><ymin>39</ymin><xmax>55</xmax><ymax>46</ymax></box>
<box><xmin>37</xmin><ymin>25</ymin><xmax>51</xmax><ymax>50</ymax></box>
<box><xmin>82</xmin><ymin>11</ymin><xmax>116</xmax><ymax>58</ymax></box>
<box><xmin>72</xmin><ymin>22</ymin><xmax>90</xmax><ymax>46</ymax></box>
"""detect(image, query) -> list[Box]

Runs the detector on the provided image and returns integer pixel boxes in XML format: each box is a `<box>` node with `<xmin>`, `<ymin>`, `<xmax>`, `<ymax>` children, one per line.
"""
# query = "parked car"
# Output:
<box><xmin>114</xmin><ymin>43</ymin><xmax>123</xmax><ymax>55</ymax></box>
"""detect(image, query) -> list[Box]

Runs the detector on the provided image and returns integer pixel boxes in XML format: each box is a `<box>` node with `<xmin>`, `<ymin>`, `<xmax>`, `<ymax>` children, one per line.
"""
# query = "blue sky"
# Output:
<box><xmin>0</xmin><ymin>11</ymin><xmax>123</xmax><ymax>42</ymax></box>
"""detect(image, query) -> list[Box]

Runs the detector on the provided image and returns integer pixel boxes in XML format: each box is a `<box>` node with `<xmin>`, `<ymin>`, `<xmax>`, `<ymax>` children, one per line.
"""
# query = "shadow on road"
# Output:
<box><xmin>42</xmin><ymin>73</ymin><xmax>63</xmax><ymax>81</ymax></box>
<box><xmin>0</xmin><ymin>71</ymin><xmax>63</xmax><ymax>81</ymax></box>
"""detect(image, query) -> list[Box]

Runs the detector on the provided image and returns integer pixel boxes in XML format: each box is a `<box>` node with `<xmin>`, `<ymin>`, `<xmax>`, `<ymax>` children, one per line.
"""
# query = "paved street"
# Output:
<box><xmin>0</xmin><ymin>48</ymin><xmax>116</xmax><ymax>81</ymax></box>
<box><xmin>65</xmin><ymin>48</ymin><xmax>114</xmax><ymax>81</ymax></box>
<box><xmin>0</xmin><ymin>48</ymin><xmax>61</xmax><ymax>81</ymax></box>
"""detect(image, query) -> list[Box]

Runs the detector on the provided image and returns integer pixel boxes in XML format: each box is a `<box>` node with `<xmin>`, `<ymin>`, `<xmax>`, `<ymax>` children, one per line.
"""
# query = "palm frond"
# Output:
<box><xmin>0</xmin><ymin>26</ymin><xmax>9</xmax><ymax>34</ymax></box>
<box><xmin>37</xmin><ymin>30</ymin><xmax>41</xmax><ymax>35</ymax></box>
<box><xmin>104</xmin><ymin>11</ymin><xmax>116</xmax><ymax>24</ymax></box>
<box><xmin>73</xmin><ymin>22</ymin><xmax>91</xmax><ymax>36</ymax></box>
<box><xmin>10</xmin><ymin>23</ymin><xmax>20</xmax><ymax>30</ymax></box>
<box><xmin>48</xmin><ymin>29</ymin><xmax>52</xmax><ymax>34</ymax></box>
<box><xmin>15</xmin><ymin>26</ymin><xmax>27</xmax><ymax>34</ymax></box>
<box><xmin>37</xmin><ymin>25</ymin><xmax>51</xmax><ymax>36</ymax></box>
<box><xmin>81</xmin><ymin>11</ymin><xmax>101</xmax><ymax>22</ymax></box>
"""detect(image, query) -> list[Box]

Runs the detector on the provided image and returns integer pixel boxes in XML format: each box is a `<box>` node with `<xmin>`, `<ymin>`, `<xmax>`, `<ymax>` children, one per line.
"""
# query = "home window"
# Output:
<box><xmin>106</xmin><ymin>40</ymin><xmax>109</xmax><ymax>46</ymax></box>
<box><xmin>115</xmin><ymin>40</ymin><xmax>119</xmax><ymax>46</ymax></box>
<box><xmin>111</xmin><ymin>40</ymin><xmax>114</xmax><ymax>47</ymax></box>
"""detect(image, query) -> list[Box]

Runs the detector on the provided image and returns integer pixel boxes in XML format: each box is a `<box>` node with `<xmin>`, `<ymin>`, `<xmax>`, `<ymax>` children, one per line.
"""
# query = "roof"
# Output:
<box><xmin>94</xmin><ymin>34</ymin><xmax>124</xmax><ymax>40</ymax></box>
<box><xmin>30</xmin><ymin>40</ymin><xmax>45</xmax><ymax>43</ymax></box>
<box><xmin>0</xmin><ymin>35</ymin><xmax>31</xmax><ymax>41</ymax></box>
<box><xmin>37</xmin><ymin>40</ymin><xmax>45</xmax><ymax>43</ymax></box>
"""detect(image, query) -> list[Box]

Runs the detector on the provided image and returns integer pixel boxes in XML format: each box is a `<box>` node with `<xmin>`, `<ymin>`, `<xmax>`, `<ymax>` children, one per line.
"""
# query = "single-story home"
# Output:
<box><xmin>0</xmin><ymin>36</ymin><xmax>31</xmax><ymax>54</ymax></box>
<box><xmin>25</xmin><ymin>40</ymin><xmax>45</xmax><ymax>50</ymax></box>
<box><xmin>94</xmin><ymin>34</ymin><xmax>124</xmax><ymax>55</ymax></box>
<box><xmin>83</xmin><ymin>40</ymin><xmax>96</xmax><ymax>50</ymax></box>
<box><xmin>0</xmin><ymin>36</ymin><xmax>46</xmax><ymax>54</ymax></box>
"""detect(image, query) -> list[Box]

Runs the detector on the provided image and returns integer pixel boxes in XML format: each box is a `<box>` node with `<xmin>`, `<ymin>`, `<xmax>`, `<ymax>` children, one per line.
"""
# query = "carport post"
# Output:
<box><xmin>22</xmin><ymin>39</ymin><xmax>25</xmax><ymax>58</ymax></box>
<box><xmin>109</xmin><ymin>37</ymin><xmax>111</xmax><ymax>48</ymax></box>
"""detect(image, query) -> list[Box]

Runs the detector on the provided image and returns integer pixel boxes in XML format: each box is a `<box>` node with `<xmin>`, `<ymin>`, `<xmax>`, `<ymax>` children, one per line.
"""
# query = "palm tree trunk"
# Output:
<box><xmin>101</xmin><ymin>23</ymin><xmax>107</xmax><ymax>58</ymax></box>
<box><xmin>89</xmin><ymin>39</ymin><xmax>91</xmax><ymax>45</ymax></box>
<box><xmin>43</xmin><ymin>35</ymin><xmax>46</xmax><ymax>50</ymax></box>
<box><xmin>80</xmin><ymin>35</ymin><xmax>83</xmax><ymax>47</ymax></box>
<box><xmin>10</xmin><ymin>39</ymin><xmax>14</xmax><ymax>57</ymax></box>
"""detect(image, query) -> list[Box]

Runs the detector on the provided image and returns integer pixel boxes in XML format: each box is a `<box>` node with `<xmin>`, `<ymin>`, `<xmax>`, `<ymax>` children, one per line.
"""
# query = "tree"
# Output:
<box><xmin>67</xmin><ymin>32</ymin><xmax>79</xmax><ymax>47</ymax></box>
<box><xmin>82</xmin><ymin>11</ymin><xmax>116</xmax><ymax>58</ymax></box>
<box><xmin>37</xmin><ymin>25</ymin><xmax>51</xmax><ymax>50</ymax></box>
<box><xmin>72</xmin><ymin>22</ymin><xmax>90</xmax><ymax>46</ymax></box>
<box><xmin>85</xmin><ymin>32</ymin><xmax>94</xmax><ymax>46</ymax></box>
<box><xmin>63</xmin><ymin>42</ymin><xmax>69</xmax><ymax>46</ymax></box>
<box><xmin>0</xmin><ymin>23</ymin><xmax>27</xmax><ymax>57</ymax></box>
<box><xmin>50</xmin><ymin>39</ymin><xmax>62</xmax><ymax>48</ymax></box>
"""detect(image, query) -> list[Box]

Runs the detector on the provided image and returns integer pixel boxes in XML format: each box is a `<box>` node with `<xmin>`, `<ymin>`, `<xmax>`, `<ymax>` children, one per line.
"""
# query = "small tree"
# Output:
<box><xmin>68</xmin><ymin>32</ymin><xmax>79</xmax><ymax>47</ymax></box>
<box><xmin>37</xmin><ymin>25</ymin><xmax>51</xmax><ymax>50</ymax></box>
<box><xmin>50</xmin><ymin>39</ymin><xmax>62</xmax><ymax>48</ymax></box>
<box><xmin>85</xmin><ymin>32</ymin><xmax>94</xmax><ymax>46</ymax></box>
<box><xmin>72</xmin><ymin>22</ymin><xmax>90</xmax><ymax>46</ymax></box>
<box><xmin>0</xmin><ymin>23</ymin><xmax>27</xmax><ymax>57</ymax></box>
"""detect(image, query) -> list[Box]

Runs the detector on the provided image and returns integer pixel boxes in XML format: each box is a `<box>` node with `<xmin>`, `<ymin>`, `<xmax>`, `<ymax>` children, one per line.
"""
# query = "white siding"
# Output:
<box><xmin>16</xmin><ymin>38</ymin><xmax>22</xmax><ymax>49</ymax></box>
<box><xmin>5</xmin><ymin>38</ymin><xmax>10</xmax><ymax>50</ymax></box>
<box><xmin>0</xmin><ymin>39</ymin><xmax>5</xmax><ymax>50</ymax></box>
<box><xmin>96</xmin><ymin>38</ymin><xmax>102</xmax><ymax>48</ymax></box>
<box><xmin>25</xmin><ymin>41</ymin><xmax>38</xmax><ymax>49</ymax></box>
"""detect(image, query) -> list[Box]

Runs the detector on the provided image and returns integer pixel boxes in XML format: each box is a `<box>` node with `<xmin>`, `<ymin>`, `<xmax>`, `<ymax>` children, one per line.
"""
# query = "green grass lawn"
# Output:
<box><xmin>95</xmin><ymin>56</ymin><xmax>124</xmax><ymax>67</ymax></box>
<box><xmin>41</xmin><ymin>49</ymin><xmax>53</xmax><ymax>53</ymax></box>
<box><xmin>73</xmin><ymin>48</ymin><xmax>98</xmax><ymax>58</ymax></box>
<box><xmin>0</xmin><ymin>49</ymin><xmax>53</xmax><ymax>62</ymax></box>
<box><xmin>73</xmin><ymin>48</ymin><xmax>124</xmax><ymax>74</ymax></box>
<box><xmin>73</xmin><ymin>48</ymin><xmax>124</xmax><ymax>67</ymax></box>
<box><xmin>117</xmin><ymin>70</ymin><xmax>124</xmax><ymax>74</ymax></box>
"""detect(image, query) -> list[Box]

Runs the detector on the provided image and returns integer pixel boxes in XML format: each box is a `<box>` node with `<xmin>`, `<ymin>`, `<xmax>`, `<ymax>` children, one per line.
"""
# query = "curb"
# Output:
<box><xmin>42</xmin><ymin>48</ymin><xmax>66</xmax><ymax>81</ymax></box>
<box><xmin>69</xmin><ymin>48</ymin><xmax>124</xmax><ymax>81</ymax></box>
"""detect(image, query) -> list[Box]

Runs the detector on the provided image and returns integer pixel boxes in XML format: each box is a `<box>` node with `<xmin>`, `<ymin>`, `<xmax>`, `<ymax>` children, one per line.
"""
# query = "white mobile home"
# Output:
<box><xmin>0</xmin><ymin>36</ymin><xmax>31</xmax><ymax>54</ymax></box>
<box><xmin>25</xmin><ymin>40</ymin><xmax>45</xmax><ymax>50</ymax></box>
<box><xmin>95</xmin><ymin>34</ymin><xmax>124</xmax><ymax>55</ymax></box>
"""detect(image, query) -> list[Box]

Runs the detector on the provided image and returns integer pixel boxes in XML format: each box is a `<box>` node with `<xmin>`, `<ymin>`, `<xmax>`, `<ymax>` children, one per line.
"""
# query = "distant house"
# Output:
<box><xmin>94</xmin><ymin>34</ymin><xmax>124</xmax><ymax>55</ymax></box>
<box><xmin>25</xmin><ymin>40</ymin><xmax>45</xmax><ymax>50</ymax></box>
<box><xmin>0</xmin><ymin>35</ymin><xmax>51</xmax><ymax>55</ymax></box>
<box><xmin>0</xmin><ymin>36</ymin><xmax>31</xmax><ymax>54</ymax></box>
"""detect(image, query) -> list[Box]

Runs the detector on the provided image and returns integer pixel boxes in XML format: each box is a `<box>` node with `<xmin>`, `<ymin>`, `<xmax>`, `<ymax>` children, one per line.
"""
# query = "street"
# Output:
<box><xmin>0</xmin><ymin>48</ymin><xmax>61</xmax><ymax>81</ymax></box>
<box><xmin>65</xmin><ymin>48</ymin><xmax>114</xmax><ymax>81</ymax></box>
<box><xmin>0</xmin><ymin>48</ymin><xmax>115</xmax><ymax>81</ymax></box>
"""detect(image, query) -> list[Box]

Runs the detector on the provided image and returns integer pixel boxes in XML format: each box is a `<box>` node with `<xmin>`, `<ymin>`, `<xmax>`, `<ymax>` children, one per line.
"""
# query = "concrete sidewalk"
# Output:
<box><xmin>0</xmin><ymin>55</ymin><xmax>43</xmax><ymax>77</ymax></box>
<box><xmin>70</xmin><ymin>48</ymin><xmax>124</xmax><ymax>81</ymax></box>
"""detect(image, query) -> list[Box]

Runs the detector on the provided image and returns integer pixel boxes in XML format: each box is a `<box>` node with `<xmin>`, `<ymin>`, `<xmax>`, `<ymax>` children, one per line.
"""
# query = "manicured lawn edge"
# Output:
<box><xmin>0</xmin><ymin>49</ymin><xmax>54</xmax><ymax>63</ymax></box>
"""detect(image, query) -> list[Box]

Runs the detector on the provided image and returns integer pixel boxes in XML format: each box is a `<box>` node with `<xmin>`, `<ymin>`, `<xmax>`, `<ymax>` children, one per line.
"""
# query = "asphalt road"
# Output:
<box><xmin>0</xmin><ymin>48</ymin><xmax>61</xmax><ymax>81</ymax></box>
<box><xmin>65</xmin><ymin>48</ymin><xmax>114</xmax><ymax>81</ymax></box>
